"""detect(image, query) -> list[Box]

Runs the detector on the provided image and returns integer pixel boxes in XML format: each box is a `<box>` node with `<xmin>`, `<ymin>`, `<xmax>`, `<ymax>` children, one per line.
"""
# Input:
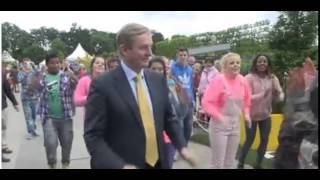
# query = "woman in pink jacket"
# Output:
<box><xmin>238</xmin><ymin>54</ymin><xmax>284</xmax><ymax>169</ymax></box>
<box><xmin>73</xmin><ymin>56</ymin><xmax>107</xmax><ymax>114</ymax></box>
<box><xmin>202</xmin><ymin>52</ymin><xmax>251</xmax><ymax>169</ymax></box>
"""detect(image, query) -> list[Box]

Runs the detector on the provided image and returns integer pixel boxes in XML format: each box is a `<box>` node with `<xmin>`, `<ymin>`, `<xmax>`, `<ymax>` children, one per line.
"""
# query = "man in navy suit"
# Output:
<box><xmin>84</xmin><ymin>23</ymin><xmax>196</xmax><ymax>169</ymax></box>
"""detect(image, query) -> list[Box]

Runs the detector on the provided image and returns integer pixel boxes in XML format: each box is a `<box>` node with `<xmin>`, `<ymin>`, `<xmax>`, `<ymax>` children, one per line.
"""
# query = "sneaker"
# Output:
<box><xmin>32</xmin><ymin>132</ymin><xmax>39</xmax><ymax>137</ymax></box>
<box><xmin>2</xmin><ymin>156</ymin><xmax>10</xmax><ymax>163</ymax></box>
<box><xmin>26</xmin><ymin>134</ymin><xmax>34</xmax><ymax>140</ymax></box>
<box><xmin>237</xmin><ymin>163</ymin><xmax>244</xmax><ymax>169</ymax></box>
<box><xmin>253</xmin><ymin>164</ymin><xmax>263</xmax><ymax>169</ymax></box>
<box><xmin>62</xmin><ymin>163</ymin><xmax>70</xmax><ymax>169</ymax></box>
<box><xmin>2</xmin><ymin>147</ymin><xmax>13</xmax><ymax>154</ymax></box>
<box><xmin>48</xmin><ymin>164</ymin><xmax>56</xmax><ymax>169</ymax></box>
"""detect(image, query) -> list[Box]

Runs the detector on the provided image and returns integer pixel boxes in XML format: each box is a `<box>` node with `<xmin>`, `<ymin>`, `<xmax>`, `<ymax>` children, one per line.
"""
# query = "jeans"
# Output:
<box><xmin>2</xmin><ymin>109</ymin><xmax>8</xmax><ymax>148</ymax></box>
<box><xmin>42</xmin><ymin>118</ymin><xmax>73</xmax><ymax>165</ymax></box>
<box><xmin>238</xmin><ymin>117</ymin><xmax>271</xmax><ymax>166</ymax></box>
<box><xmin>22</xmin><ymin>99</ymin><xmax>38</xmax><ymax>135</ymax></box>
<box><xmin>181</xmin><ymin>104</ymin><xmax>194</xmax><ymax>144</ymax></box>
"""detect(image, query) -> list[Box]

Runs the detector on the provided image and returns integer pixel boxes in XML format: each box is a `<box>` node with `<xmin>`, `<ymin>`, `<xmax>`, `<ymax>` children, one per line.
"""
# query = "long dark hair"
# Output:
<box><xmin>90</xmin><ymin>56</ymin><xmax>107</xmax><ymax>74</ymax></box>
<box><xmin>148</xmin><ymin>56</ymin><xmax>167</xmax><ymax>79</ymax></box>
<box><xmin>250</xmin><ymin>54</ymin><xmax>272</xmax><ymax>77</ymax></box>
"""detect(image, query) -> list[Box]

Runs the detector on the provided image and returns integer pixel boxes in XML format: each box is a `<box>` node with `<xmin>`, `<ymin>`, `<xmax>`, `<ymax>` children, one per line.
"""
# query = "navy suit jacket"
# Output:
<box><xmin>84</xmin><ymin>65</ymin><xmax>186</xmax><ymax>169</ymax></box>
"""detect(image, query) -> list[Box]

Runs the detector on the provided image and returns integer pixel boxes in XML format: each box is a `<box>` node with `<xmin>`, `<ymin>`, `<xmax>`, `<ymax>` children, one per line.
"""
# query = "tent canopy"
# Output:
<box><xmin>39</xmin><ymin>60</ymin><xmax>46</xmax><ymax>66</ymax></box>
<box><xmin>66</xmin><ymin>43</ymin><xmax>92</xmax><ymax>62</ymax></box>
<box><xmin>2</xmin><ymin>50</ymin><xmax>16</xmax><ymax>63</ymax></box>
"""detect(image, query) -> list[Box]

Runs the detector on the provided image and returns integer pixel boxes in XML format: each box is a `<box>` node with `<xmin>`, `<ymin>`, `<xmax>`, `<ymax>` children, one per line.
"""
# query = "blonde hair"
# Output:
<box><xmin>116</xmin><ymin>23</ymin><xmax>150</xmax><ymax>52</ymax></box>
<box><xmin>220</xmin><ymin>52</ymin><xmax>241</xmax><ymax>73</ymax></box>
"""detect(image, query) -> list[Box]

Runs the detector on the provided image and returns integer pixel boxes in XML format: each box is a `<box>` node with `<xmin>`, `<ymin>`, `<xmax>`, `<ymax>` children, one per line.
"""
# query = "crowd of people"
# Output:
<box><xmin>1</xmin><ymin>23</ymin><xmax>318</xmax><ymax>169</ymax></box>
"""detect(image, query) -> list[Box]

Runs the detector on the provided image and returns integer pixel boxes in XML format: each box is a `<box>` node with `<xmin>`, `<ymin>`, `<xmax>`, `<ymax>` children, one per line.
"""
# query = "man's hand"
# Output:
<box><xmin>180</xmin><ymin>147</ymin><xmax>197</xmax><ymax>168</ymax></box>
<box><xmin>244</xmin><ymin>114</ymin><xmax>252</xmax><ymax>128</ymax></box>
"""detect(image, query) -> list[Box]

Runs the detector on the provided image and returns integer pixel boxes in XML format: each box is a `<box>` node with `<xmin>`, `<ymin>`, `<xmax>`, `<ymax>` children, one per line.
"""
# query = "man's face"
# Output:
<box><xmin>188</xmin><ymin>56</ymin><xmax>195</xmax><ymax>66</ymax></box>
<box><xmin>23</xmin><ymin>61</ymin><xmax>32</xmax><ymax>71</ymax></box>
<box><xmin>121</xmin><ymin>32</ymin><xmax>153</xmax><ymax>71</ymax></box>
<box><xmin>177</xmin><ymin>51</ymin><xmax>188</xmax><ymax>65</ymax></box>
<box><xmin>46</xmin><ymin>58</ymin><xmax>60</xmax><ymax>74</ymax></box>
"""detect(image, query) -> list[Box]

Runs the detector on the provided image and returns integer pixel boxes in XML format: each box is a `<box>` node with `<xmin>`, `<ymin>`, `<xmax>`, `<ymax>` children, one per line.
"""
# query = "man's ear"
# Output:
<box><xmin>119</xmin><ymin>44</ymin><xmax>127</xmax><ymax>57</ymax></box>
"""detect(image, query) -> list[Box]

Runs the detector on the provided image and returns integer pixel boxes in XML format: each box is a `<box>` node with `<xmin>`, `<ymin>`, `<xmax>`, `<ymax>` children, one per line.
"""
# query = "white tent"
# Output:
<box><xmin>39</xmin><ymin>59</ymin><xmax>46</xmax><ymax>66</ymax></box>
<box><xmin>2</xmin><ymin>50</ymin><xmax>16</xmax><ymax>62</ymax></box>
<box><xmin>66</xmin><ymin>43</ymin><xmax>91</xmax><ymax>62</ymax></box>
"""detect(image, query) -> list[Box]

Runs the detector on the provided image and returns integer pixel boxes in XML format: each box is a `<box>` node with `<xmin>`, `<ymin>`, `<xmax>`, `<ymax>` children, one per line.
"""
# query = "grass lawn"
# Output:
<box><xmin>191</xmin><ymin>131</ymin><xmax>274</xmax><ymax>169</ymax></box>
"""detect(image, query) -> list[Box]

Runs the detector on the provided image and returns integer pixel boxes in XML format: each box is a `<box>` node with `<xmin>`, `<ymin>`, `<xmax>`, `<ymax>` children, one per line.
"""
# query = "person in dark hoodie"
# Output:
<box><xmin>274</xmin><ymin>57</ymin><xmax>318</xmax><ymax>169</ymax></box>
<box><xmin>2</xmin><ymin>72</ymin><xmax>19</xmax><ymax>162</ymax></box>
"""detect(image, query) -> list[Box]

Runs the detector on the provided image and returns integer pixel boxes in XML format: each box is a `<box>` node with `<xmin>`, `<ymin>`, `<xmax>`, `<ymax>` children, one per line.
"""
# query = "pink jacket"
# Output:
<box><xmin>163</xmin><ymin>131</ymin><xmax>171</xmax><ymax>144</ymax></box>
<box><xmin>202</xmin><ymin>74</ymin><xmax>251</xmax><ymax>121</ymax></box>
<box><xmin>198</xmin><ymin>66</ymin><xmax>219</xmax><ymax>95</ymax></box>
<box><xmin>73</xmin><ymin>75</ymin><xmax>92</xmax><ymax>107</ymax></box>
<box><xmin>245</xmin><ymin>73</ymin><xmax>284</xmax><ymax>121</ymax></box>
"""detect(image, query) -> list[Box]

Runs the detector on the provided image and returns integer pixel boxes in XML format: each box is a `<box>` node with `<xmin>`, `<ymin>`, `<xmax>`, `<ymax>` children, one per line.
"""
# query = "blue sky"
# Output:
<box><xmin>0</xmin><ymin>11</ymin><xmax>280</xmax><ymax>39</ymax></box>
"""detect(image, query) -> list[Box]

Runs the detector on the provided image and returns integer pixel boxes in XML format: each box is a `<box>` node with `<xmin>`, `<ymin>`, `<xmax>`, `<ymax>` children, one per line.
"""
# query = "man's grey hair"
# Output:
<box><xmin>116</xmin><ymin>23</ymin><xmax>151</xmax><ymax>49</ymax></box>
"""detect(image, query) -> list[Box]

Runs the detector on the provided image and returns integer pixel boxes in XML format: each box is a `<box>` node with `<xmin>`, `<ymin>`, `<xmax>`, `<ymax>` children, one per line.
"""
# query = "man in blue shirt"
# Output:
<box><xmin>170</xmin><ymin>47</ymin><xmax>194</xmax><ymax>144</ymax></box>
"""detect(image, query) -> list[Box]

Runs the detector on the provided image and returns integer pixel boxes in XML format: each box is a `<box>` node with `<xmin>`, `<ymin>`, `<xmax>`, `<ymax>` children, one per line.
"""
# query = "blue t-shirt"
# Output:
<box><xmin>170</xmin><ymin>61</ymin><xmax>194</xmax><ymax>104</ymax></box>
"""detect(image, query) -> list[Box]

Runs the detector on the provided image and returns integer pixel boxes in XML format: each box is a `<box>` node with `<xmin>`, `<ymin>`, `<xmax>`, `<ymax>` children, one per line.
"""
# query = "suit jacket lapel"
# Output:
<box><xmin>112</xmin><ymin>66</ymin><xmax>143</xmax><ymax>129</ymax></box>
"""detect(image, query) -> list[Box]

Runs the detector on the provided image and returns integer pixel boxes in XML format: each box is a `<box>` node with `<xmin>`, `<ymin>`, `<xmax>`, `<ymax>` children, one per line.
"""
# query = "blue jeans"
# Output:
<box><xmin>181</xmin><ymin>104</ymin><xmax>194</xmax><ymax>144</ymax></box>
<box><xmin>22</xmin><ymin>99</ymin><xmax>38</xmax><ymax>135</ymax></box>
<box><xmin>42</xmin><ymin>118</ymin><xmax>73</xmax><ymax>165</ymax></box>
<box><xmin>238</xmin><ymin>117</ymin><xmax>271</xmax><ymax>166</ymax></box>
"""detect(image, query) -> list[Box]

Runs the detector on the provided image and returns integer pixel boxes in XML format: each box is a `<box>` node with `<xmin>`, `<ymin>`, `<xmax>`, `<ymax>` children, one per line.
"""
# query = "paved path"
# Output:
<box><xmin>2</xmin><ymin>92</ymin><xmax>251</xmax><ymax>169</ymax></box>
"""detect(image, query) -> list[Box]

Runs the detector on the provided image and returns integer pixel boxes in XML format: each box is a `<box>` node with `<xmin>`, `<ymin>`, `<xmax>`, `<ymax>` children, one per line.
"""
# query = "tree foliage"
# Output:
<box><xmin>269</xmin><ymin>11</ymin><xmax>318</xmax><ymax>77</ymax></box>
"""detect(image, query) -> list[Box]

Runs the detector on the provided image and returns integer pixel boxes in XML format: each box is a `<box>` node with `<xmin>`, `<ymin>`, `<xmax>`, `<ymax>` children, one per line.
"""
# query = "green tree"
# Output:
<box><xmin>50</xmin><ymin>38</ymin><xmax>67</xmax><ymax>61</ymax></box>
<box><xmin>2</xmin><ymin>22</ymin><xmax>34</xmax><ymax>61</ymax></box>
<box><xmin>22</xmin><ymin>43</ymin><xmax>46</xmax><ymax>64</ymax></box>
<box><xmin>62</xmin><ymin>23</ymin><xmax>91</xmax><ymax>55</ymax></box>
<box><xmin>155</xmin><ymin>37</ymin><xmax>193</xmax><ymax>59</ymax></box>
<box><xmin>89</xmin><ymin>30</ymin><xmax>116</xmax><ymax>55</ymax></box>
<box><xmin>151</xmin><ymin>31</ymin><xmax>164</xmax><ymax>52</ymax></box>
<box><xmin>31</xmin><ymin>27</ymin><xmax>59</xmax><ymax>50</ymax></box>
<box><xmin>269</xmin><ymin>11</ymin><xmax>318</xmax><ymax>74</ymax></box>
<box><xmin>51</xmin><ymin>38</ymin><xmax>66</xmax><ymax>54</ymax></box>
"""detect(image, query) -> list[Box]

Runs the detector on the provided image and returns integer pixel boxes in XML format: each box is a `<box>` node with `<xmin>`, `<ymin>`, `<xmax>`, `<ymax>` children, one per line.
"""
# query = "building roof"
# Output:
<box><xmin>189</xmin><ymin>44</ymin><xmax>231</xmax><ymax>56</ymax></box>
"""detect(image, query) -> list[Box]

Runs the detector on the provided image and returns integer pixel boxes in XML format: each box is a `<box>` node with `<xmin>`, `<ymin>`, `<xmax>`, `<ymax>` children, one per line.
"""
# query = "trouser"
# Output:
<box><xmin>22</xmin><ymin>99</ymin><xmax>38</xmax><ymax>134</ymax></box>
<box><xmin>42</xmin><ymin>118</ymin><xmax>73</xmax><ymax>165</ymax></box>
<box><xmin>181</xmin><ymin>104</ymin><xmax>194</xmax><ymax>144</ymax></box>
<box><xmin>2</xmin><ymin>109</ymin><xmax>8</xmax><ymax>148</ymax></box>
<box><xmin>209</xmin><ymin>118</ymin><xmax>240</xmax><ymax>169</ymax></box>
<box><xmin>239</xmin><ymin>117</ymin><xmax>271</xmax><ymax>166</ymax></box>
<box><xmin>166</xmin><ymin>143</ymin><xmax>175</xmax><ymax>169</ymax></box>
